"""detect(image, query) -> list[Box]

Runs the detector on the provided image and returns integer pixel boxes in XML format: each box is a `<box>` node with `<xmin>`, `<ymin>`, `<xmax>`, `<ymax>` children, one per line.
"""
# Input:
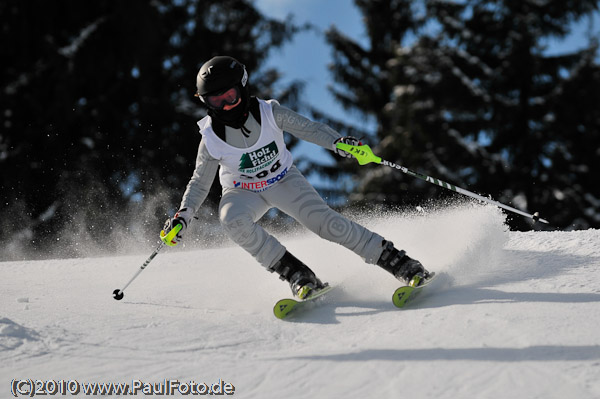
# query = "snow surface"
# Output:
<box><xmin>2</xmin><ymin>204</ymin><xmax>600</xmax><ymax>398</ymax></box>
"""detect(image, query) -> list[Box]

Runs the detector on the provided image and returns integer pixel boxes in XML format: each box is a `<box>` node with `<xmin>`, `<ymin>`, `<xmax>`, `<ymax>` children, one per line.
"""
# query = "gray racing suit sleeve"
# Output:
<box><xmin>179</xmin><ymin>140</ymin><xmax>220</xmax><ymax>214</ymax></box>
<box><xmin>272</xmin><ymin>103</ymin><xmax>342</xmax><ymax>150</ymax></box>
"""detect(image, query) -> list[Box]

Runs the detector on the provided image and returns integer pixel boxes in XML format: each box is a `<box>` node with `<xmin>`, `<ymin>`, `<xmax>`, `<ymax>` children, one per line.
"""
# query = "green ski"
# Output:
<box><xmin>273</xmin><ymin>284</ymin><xmax>333</xmax><ymax>319</ymax></box>
<box><xmin>392</xmin><ymin>273</ymin><xmax>437</xmax><ymax>308</ymax></box>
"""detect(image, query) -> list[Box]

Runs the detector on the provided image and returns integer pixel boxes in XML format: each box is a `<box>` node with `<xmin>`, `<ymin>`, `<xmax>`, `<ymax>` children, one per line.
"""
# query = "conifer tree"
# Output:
<box><xmin>0</xmin><ymin>0</ymin><xmax>301</xmax><ymax>259</ymax></box>
<box><xmin>324</xmin><ymin>0</ymin><xmax>600</xmax><ymax>229</ymax></box>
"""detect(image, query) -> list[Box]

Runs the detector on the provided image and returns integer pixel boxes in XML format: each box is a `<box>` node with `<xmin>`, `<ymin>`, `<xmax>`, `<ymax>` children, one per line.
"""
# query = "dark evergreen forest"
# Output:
<box><xmin>2</xmin><ymin>0</ymin><xmax>599</xmax><ymax>260</ymax></box>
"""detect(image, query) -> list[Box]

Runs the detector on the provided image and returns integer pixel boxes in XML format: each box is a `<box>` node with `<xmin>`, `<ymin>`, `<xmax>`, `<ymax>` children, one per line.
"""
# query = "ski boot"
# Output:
<box><xmin>268</xmin><ymin>251</ymin><xmax>325</xmax><ymax>299</ymax></box>
<box><xmin>377</xmin><ymin>240</ymin><xmax>430</xmax><ymax>286</ymax></box>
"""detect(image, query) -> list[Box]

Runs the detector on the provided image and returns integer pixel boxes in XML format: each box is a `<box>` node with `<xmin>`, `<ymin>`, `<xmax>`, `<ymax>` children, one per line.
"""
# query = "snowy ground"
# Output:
<box><xmin>2</xmin><ymin>204</ymin><xmax>600</xmax><ymax>398</ymax></box>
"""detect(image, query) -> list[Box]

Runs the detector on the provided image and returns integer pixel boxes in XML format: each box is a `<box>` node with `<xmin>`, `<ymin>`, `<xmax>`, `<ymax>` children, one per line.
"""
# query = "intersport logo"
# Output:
<box><xmin>233</xmin><ymin>167</ymin><xmax>288</xmax><ymax>192</ymax></box>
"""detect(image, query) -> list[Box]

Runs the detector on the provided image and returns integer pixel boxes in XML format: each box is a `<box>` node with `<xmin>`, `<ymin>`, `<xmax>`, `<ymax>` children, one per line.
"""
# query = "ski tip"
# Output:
<box><xmin>394</xmin><ymin>272</ymin><xmax>437</xmax><ymax>308</ymax></box>
<box><xmin>273</xmin><ymin>298</ymin><xmax>298</xmax><ymax>319</ymax></box>
<box><xmin>273</xmin><ymin>284</ymin><xmax>334</xmax><ymax>319</ymax></box>
<box><xmin>392</xmin><ymin>286</ymin><xmax>415</xmax><ymax>308</ymax></box>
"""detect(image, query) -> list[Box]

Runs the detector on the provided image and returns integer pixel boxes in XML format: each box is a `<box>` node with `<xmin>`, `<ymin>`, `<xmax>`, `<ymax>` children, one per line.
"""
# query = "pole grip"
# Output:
<box><xmin>336</xmin><ymin>142</ymin><xmax>382</xmax><ymax>165</ymax></box>
<box><xmin>160</xmin><ymin>223</ymin><xmax>183</xmax><ymax>246</ymax></box>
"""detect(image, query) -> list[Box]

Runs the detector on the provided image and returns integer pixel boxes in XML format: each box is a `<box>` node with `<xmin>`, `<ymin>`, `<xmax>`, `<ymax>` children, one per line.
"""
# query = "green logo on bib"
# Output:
<box><xmin>239</xmin><ymin>141</ymin><xmax>279</xmax><ymax>172</ymax></box>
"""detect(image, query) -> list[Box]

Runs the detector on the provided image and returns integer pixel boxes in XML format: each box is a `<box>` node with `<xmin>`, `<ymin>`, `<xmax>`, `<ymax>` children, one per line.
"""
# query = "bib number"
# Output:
<box><xmin>241</xmin><ymin>160</ymin><xmax>282</xmax><ymax>180</ymax></box>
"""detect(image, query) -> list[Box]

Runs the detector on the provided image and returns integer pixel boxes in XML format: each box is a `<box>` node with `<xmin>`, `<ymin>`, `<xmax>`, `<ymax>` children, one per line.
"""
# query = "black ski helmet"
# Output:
<box><xmin>196</xmin><ymin>56</ymin><xmax>250</xmax><ymax>128</ymax></box>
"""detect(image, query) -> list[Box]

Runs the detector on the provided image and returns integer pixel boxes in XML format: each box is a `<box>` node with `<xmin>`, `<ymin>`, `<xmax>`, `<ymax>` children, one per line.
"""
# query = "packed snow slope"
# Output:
<box><xmin>2</xmin><ymin>204</ymin><xmax>600</xmax><ymax>399</ymax></box>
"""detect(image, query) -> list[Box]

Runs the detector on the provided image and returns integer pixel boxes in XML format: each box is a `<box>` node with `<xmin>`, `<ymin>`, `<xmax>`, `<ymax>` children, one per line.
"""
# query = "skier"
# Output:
<box><xmin>161</xmin><ymin>55</ymin><xmax>430</xmax><ymax>299</ymax></box>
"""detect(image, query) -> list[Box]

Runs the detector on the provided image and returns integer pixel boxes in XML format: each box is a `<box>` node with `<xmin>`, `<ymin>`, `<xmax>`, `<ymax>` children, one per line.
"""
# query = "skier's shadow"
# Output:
<box><xmin>419</xmin><ymin>285</ymin><xmax>600</xmax><ymax>309</ymax></box>
<box><xmin>413</xmin><ymin>251</ymin><xmax>600</xmax><ymax>309</ymax></box>
<box><xmin>276</xmin><ymin>292</ymin><xmax>411</xmax><ymax>325</ymax></box>
<box><xmin>277</xmin><ymin>302</ymin><xmax>398</xmax><ymax>325</ymax></box>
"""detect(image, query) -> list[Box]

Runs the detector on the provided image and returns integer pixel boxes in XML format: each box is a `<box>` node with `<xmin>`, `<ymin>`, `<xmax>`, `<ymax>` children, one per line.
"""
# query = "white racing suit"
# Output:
<box><xmin>180</xmin><ymin>98</ymin><xmax>385</xmax><ymax>269</ymax></box>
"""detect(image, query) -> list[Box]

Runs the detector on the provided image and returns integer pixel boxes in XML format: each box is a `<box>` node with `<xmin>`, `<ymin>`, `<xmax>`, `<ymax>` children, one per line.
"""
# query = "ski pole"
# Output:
<box><xmin>112</xmin><ymin>224</ymin><xmax>182</xmax><ymax>300</ymax></box>
<box><xmin>336</xmin><ymin>142</ymin><xmax>549</xmax><ymax>224</ymax></box>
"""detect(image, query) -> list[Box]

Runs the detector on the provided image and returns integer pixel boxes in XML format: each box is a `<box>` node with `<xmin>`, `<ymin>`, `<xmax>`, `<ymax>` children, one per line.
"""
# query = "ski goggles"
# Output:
<box><xmin>199</xmin><ymin>86</ymin><xmax>241</xmax><ymax>110</ymax></box>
